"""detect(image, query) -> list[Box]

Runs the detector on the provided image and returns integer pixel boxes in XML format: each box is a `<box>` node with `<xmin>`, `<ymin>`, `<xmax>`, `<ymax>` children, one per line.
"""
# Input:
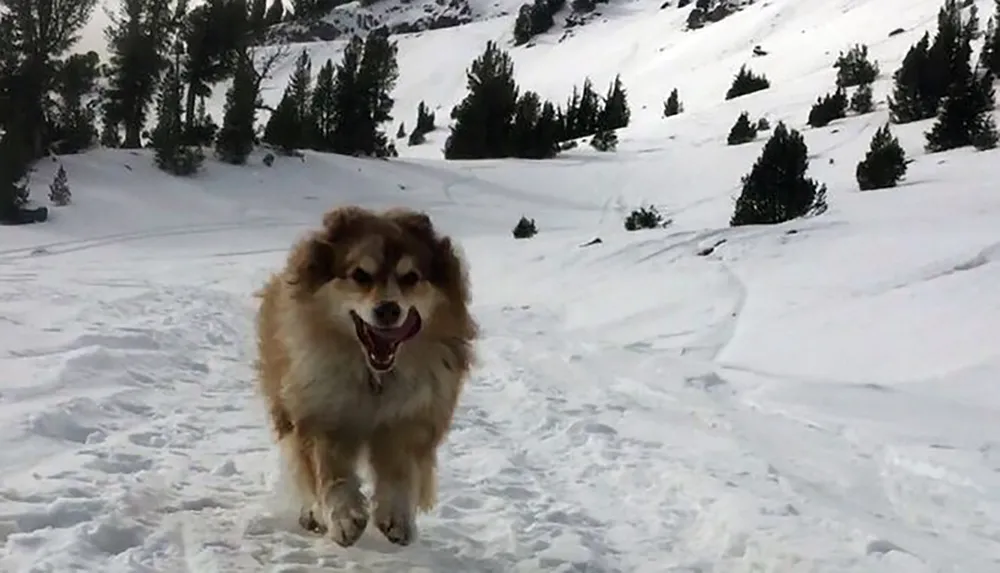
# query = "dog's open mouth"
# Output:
<box><xmin>350</xmin><ymin>308</ymin><xmax>422</xmax><ymax>372</ymax></box>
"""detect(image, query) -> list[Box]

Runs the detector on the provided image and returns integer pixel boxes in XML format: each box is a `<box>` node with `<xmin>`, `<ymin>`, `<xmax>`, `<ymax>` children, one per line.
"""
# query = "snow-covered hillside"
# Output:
<box><xmin>3</xmin><ymin>0</ymin><xmax>1000</xmax><ymax>571</ymax></box>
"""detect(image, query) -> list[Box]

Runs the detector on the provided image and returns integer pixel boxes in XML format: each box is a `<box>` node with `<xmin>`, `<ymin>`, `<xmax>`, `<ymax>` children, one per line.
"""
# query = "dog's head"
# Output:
<box><xmin>285</xmin><ymin>205</ymin><xmax>470</xmax><ymax>375</ymax></box>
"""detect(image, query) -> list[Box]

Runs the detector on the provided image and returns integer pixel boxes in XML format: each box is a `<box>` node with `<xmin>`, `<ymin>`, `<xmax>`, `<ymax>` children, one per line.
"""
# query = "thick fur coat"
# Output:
<box><xmin>253</xmin><ymin>205</ymin><xmax>477</xmax><ymax>547</ymax></box>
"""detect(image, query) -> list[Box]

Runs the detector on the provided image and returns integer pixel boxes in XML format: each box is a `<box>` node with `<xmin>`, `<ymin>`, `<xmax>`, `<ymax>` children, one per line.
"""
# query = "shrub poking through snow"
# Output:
<box><xmin>624</xmin><ymin>205</ymin><xmax>665</xmax><ymax>230</ymax></box>
<box><xmin>513</xmin><ymin>216</ymin><xmax>537</xmax><ymax>238</ymax></box>
<box><xmin>727</xmin><ymin>111</ymin><xmax>757</xmax><ymax>145</ymax></box>
<box><xmin>48</xmin><ymin>164</ymin><xmax>71</xmax><ymax>206</ymax></box>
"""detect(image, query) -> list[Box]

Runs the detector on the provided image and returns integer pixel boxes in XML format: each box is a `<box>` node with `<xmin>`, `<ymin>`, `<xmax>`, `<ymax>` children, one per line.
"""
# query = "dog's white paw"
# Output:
<box><xmin>375</xmin><ymin>502</ymin><xmax>416</xmax><ymax>546</ymax></box>
<box><xmin>321</xmin><ymin>486</ymin><xmax>369</xmax><ymax>547</ymax></box>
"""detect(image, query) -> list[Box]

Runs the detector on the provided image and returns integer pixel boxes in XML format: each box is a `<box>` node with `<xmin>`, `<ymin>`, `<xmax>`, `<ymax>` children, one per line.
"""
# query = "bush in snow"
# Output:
<box><xmin>856</xmin><ymin>124</ymin><xmax>908</xmax><ymax>191</ymax></box>
<box><xmin>48</xmin><ymin>164</ymin><xmax>71</xmax><ymax>206</ymax></box>
<box><xmin>590</xmin><ymin>129</ymin><xmax>618</xmax><ymax>151</ymax></box>
<box><xmin>512</xmin><ymin>216</ymin><xmax>538</xmax><ymax>239</ymax></box>
<box><xmin>624</xmin><ymin>205</ymin><xmax>665</xmax><ymax>231</ymax></box>
<box><xmin>731</xmin><ymin>122</ymin><xmax>828</xmax><ymax>227</ymax></box>
<box><xmin>727</xmin><ymin>111</ymin><xmax>757</xmax><ymax>145</ymax></box>
<box><xmin>756</xmin><ymin>117</ymin><xmax>770</xmax><ymax>131</ymax></box>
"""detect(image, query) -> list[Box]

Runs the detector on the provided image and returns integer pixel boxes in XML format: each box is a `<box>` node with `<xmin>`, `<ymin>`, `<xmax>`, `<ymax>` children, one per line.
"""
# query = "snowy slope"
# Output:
<box><xmin>4</xmin><ymin>0</ymin><xmax>1000</xmax><ymax>571</ymax></box>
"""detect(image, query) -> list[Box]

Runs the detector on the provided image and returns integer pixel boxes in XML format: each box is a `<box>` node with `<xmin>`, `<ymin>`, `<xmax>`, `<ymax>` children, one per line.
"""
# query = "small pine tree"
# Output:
<box><xmin>730</xmin><ymin>122</ymin><xmax>827</xmax><ymax>227</ymax></box>
<box><xmin>850</xmin><ymin>82</ymin><xmax>875</xmax><ymax>114</ymax></box>
<box><xmin>512</xmin><ymin>215</ymin><xmax>537</xmax><ymax>238</ymax></box>
<box><xmin>856</xmin><ymin>124</ymin><xmax>908</xmax><ymax>190</ymax></box>
<box><xmin>663</xmin><ymin>88</ymin><xmax>682</xmax><ymax>117</ymax></box>
<box><xmin>727</xmin><ymin>111</ymin><xmax>757</xmax><ymax>145</ymax></box>
<box><xmin>834</xmin><ymin>44</ymin><xmax>880</xmax><ymax>88</ymax></box>
<box><xmin>48</xmin><ymin>164</ymin><xmax>72</xmax><ymax>206</ymax></box>
<box><xmin>445</xmin><ymin>41</ymin><xmax>520</xmax><ymax>159</ymax></box>
<box><xmin>590</xmin><ymin>129</ymin><xmax>617</xmax><ymax>151</ymax></box>
<box><xmin>397</xmin><ymin>122</ymin><xmax>406</xmax><ymax>138</ymax></box>
<box><xmin>888</xmin><ymin>33</ymin><xmax>936</xmax><ymax>124</ymax></box>
<box><xmin>725</xmin><ymin>65</ymin><xmax>770</xmax><ymax>100</ymax></box>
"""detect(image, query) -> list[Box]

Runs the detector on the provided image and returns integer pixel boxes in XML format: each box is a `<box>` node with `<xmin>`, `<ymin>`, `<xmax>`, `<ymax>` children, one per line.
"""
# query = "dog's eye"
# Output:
<box><xmin>351</xmin><ymin>268</ymin><xmax>373</xmax><ymax>285</ymax></box>
<box><xmin>398</xmin><ymin>271</ymin><xmax>420</xmax><ymax>288</ymax></box>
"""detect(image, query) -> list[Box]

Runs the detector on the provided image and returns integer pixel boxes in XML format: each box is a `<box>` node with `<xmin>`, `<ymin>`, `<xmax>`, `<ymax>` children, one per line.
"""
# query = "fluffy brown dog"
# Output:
<box><xmin>253</xmin><ymin>205</ymin><xmax>477</xmax><ymax>547</ymax></box>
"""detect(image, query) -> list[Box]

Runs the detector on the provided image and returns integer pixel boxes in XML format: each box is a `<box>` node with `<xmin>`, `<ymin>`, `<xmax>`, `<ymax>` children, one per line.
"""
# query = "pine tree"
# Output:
<box><xmin>731</xmin><ymin>122</ymin><xmax>827</xmax><ymax>227</ymax></box>
<box><xmin>850</xmin><ymin>82</ymin><xmax>874</xmax><ymax>114</ymax></box>
<box><xmin>0</xmin><ymin>130</ymin><xmax>31</xmax><ymax>223</ymax></box>
<box><xmin>262</xmin><ymin>48</ymin><xmax>313</xmax><ymax>153</ymax></box>
<box><xmin>264</xmin><ymin>0</ymin><xmax>284</xmax><ymax>25</ymax></box>
<box><xmin>590</xmin><ymin>129</ymin><xmax>617</xmax><ymax>151</ymax></box>
<box><xmin>980</xmin><ymin>0</ymin><xmax>1000</xmax><ymax>75</ymax></box>
<box><xmin>663</xmin><ymin>88</ymin><xmax>682</xmax><ymax>117</ymax></box>
<box><xmin>309</xmin><ymin>58</ymin><xmax>336</xmax><ymax>150</ymax></box>
<box><xmin>807</xmin><ymin>87</ymin><xmax>848</xmax><ymax>127</ymax></box>
<box><xmin>727</xmin><ymin>111</ymin><xmax>757</xmax><ymax>145</ymax></box>
<box><xmin>925</xmin><ymin>67</ymin><xmax>998</xmax><ymax>152</ymax></box>
<box><xmin>49</xmin><ymin>164</ymin><xmax>72</xmax><ymax>206</ymax></box>
<box><xmin>103</xmin><ymin>0</ymin><xmax>183</xmax><ymax>148</ymax></box>
<box><xmin>151</xmin><ymin>53</ymin><xmax>204</xmax><ymax>175</ymax></box>
<box><xmin>888</xmin><ymin>33</ymin><xmax>936</xmax><ymax>123</ymax></box>
<box><xmin>725</xmin><ymin>65</ymin><xmax>770</xmax><ymax>100</ymax></box>
<box><xmin>445</xmin><ymin>40</ymin><xmax>519</xmax><ymax>159</ymax></box>
<box><xmin>856</xmin><ymin>124</ymin><xmax>907</xmax><ymax>190</ymax></box>
<box><xmin>215</xmin><ymin>50</ymin><xmax>258</xmax><ymax>164</ymax></box>
<box><xmin>352</xmin><ymin>27</ymin><xmax>399</xmax><ymax>157</ymax></box>
<box><xmin>53</xmin><ymin>51</ymin><xmax>101</xmax><ymax>154</ymax></box>
<box><xmin>834</xmin><ymin>43</ymin><xmax>879</xmax><ymax>88</ymax></box>
<box><xmin>600</xmin><ymin>74</ymin><xmax>630</xmax><ymax>130</ymax></box>
<box><xmin>408</xmin><ymin>100</ymin><xmax>436</xmax><ymax>146</ymax></box>
<box><xmin>181</xmin><ymin>0</ymin><xmax>248</xmax><ymax>142</ymax></box>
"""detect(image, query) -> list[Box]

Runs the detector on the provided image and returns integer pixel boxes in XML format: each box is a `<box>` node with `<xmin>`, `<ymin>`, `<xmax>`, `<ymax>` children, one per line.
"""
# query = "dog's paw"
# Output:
<box><xmin>298</xmin><ymin>506</ymin><xmax>326</xmax><ymax>534</ymax></box>
<box><xmin>321</xmin><ymin>487</ymin><xmax>369</xmax><ymax>547</ymax></box>
<box><xmin>376</xmin><ymin>504</ymin><xmax>416</xmax><ymax>546</ymax></box>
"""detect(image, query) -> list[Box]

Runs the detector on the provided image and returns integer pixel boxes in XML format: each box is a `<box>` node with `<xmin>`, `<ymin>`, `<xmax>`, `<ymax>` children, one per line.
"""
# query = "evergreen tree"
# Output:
<box><xmin>264</xmin><ymin>0</ymin><xmax>284</xmax><ymax>25</ymax></box>
<box><xmin>727</xmin><ymin>111</ymin><xmax>757</xmax><ymax>145</ymax></box>
<box><xmin>53</xmin><ymin>51</ymin><xmax>101</xmax><ymax>154</ymax></box>
<box><xmin>151</xmin><ymin>52</ymin><xmax>204</xmax><ymax>175</ymax></box>
<box><xmin>725</xmin><ymin>65</ymin><xmax>770</xmax><ymax>100</ymax></box>
<box><xmin>888</xmin><ymin>33</ymin><xmax>936</xmax><ymax>123</ymax></box>
<box><xmin>49</xmin><ymin>164</ymin><xmax>72</xmax><ymax>206</ymax></box>
<box><xmin>444</xmin><ymin>40</ymin><xmax>519</xmax><ymax>159</ymax></box>
<box><xmin>352</xmin><ymin>27</ymin><xmax>399</xmax><ymax>157</ymax></box>
<box><xmin>980</xmin><ymin>0</ymin><xmax>1000</xmax><ymax>75</ymax></box>
<box><xmin>856</xmin><ymin>124</ymin><xmax>907</xmax><ymax>191</ymax></box>
<box><xmin>215</xmin><ymin>50</ymin><xmax>258</xmax><ymax>164</ymax></box>
<box><xmin>309</xmin><ymin>58</ymin><xmax>336</xmax><ymax>150</ymax></box>
<box><xmin>925</xmin><ymin>67</ymin><xmax>998</xmax><ymax>152</ymax></box>
<box><xmin>262</xmin><ymin>48</ymin><xmax>313</xmax><ymax>152</ymax></box>
<box><xmin>181</xmin><ymin>0</ymin><xmax>248</xmax><ymax>144</ymax></box>
<box><xmin>0</xmin><ymin>130</ymin><xmax>31</xmax><ymax>223</ymax></box>
<box><xmin>834</xmin><ymin>43</ymin><xmax>879</xmax><ymax>88</ymax></box>
<box><xmin>663</xmin><ymin>88</ymin><xmax>682</xmax><ymax>117</ymax></box>
<box><xmin>731</xmin><ymin>122</ymin><xmax>827</xmax><ymax>227</ymax></box>
<box><xmin>510</xmin><ymin>90</ymin><xmax>542</xmax><ymax>154</ymax></box>
<box><xmin>103</xmin><ymin>0</ymin><xmax>185</xmax><ymax>148</ymax></box>
<box><xmin>850</xmin><ymin>82</ymin><xmax>874</xmax><ymax>114</ymax></box>
<box><xmin>600</xmin><ymin>73</ymin><xmax>629</xmax><ymax>130</ymax></box>
<box><xmin>807</xmin><ymin>86</ymin><xmax>848</xmax><ymax>127</ymax></box>
<box><xmin>529</xmin><ymin>100</ymin><xmax>560</xmax><ymax>158</ymax></box>
<box><xmin>408</xmin><ymin>100</ymin><xmax>436</xmax><ymax>146</ymax></box>
<box><xmin>1</xmin><ymin>0</ymin><xmax>100</xmax><ymax>159</ymax></box>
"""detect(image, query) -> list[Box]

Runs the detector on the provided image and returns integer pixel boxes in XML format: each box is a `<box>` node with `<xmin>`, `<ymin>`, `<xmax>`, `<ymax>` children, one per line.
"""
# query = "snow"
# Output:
<box><xmin>4</xmin><ymin>0</ymin><xmax>1000</xmax><ymax>570</ymax></box>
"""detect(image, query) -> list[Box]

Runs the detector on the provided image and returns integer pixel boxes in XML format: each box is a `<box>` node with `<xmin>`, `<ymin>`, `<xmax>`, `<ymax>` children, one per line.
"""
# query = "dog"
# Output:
<box><xmin>253</xmin><ymin>205</ymin><xmax>477</xmax><ymax>548</ymax></box>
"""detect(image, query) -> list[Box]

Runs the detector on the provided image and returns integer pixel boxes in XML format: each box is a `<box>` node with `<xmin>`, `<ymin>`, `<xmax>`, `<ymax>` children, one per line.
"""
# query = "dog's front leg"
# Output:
<box><xmin>368</xmin><ymin>422</ymin><xmax>438</xmax><ymax>546</ymax></box>
<box><xmin>311</xmin><ymin>433</ymin><xmax>369</xmax><ymax>547</ymax></box>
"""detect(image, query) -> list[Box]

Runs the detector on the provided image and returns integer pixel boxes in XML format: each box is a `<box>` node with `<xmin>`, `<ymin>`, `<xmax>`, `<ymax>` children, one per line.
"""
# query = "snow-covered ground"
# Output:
<box><xmin>4</xmin><ymin>0</ymin><xmax>1000</xmax><ymax>571</ymax></box>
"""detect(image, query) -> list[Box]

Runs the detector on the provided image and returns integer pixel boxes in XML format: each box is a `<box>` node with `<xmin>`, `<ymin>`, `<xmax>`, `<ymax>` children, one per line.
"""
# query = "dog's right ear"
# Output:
<box><xmin>284</xmin><ymin>232</ymin><xmax>336</xmax><ymax>298</ymax></box>
<box><xmin>284</xmin><ymin>206</ymin><xmax>368</xmax><ymax>297</ymax></box>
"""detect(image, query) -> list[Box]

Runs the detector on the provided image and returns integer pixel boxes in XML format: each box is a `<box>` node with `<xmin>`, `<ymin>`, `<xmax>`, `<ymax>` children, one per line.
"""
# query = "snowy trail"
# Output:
<box><xmin>3</xmin><ymin>226</ymin><xmax>996</xmax><ymax>572</ymax></box>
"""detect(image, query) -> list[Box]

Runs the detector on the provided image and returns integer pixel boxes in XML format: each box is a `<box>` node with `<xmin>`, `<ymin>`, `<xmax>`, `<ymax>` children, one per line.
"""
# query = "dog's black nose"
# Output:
<box><xmin>373</xmin><ymin>301</ymin><xmax>402</xmax><ymax>326</ymax></box>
